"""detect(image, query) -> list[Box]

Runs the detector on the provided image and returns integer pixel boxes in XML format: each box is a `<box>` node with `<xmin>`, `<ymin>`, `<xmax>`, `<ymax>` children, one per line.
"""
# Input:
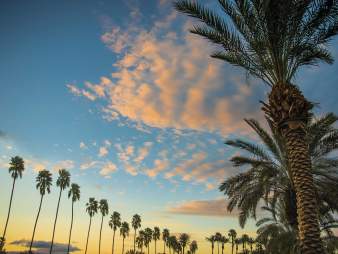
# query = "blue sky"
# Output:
<box><xmin>0</xmin><ymin>0</ymin><xmax>338</xmax><ymax>253</ymax></box>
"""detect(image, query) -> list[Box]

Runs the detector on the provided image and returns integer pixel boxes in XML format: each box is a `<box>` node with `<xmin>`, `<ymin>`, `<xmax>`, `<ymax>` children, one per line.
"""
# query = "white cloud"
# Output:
<box><xmin>100</xmin><ymin>161</ymin><xmax>117</xmax><ymax>176</ymax></box>
<box><xmin>98</xmin><ymin>146</ymin><xmax>109</xmax><ymax>157</ymax></box>
<box><xmin>80</xmin><ymin>142</ymin><xmax>87</xmax><ymax>149</ymax></box>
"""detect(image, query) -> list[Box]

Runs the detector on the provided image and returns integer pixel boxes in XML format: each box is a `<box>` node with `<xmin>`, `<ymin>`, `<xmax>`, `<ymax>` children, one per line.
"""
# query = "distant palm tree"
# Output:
<box><xmin>247</xmin><ymin>237</ymin><xmax>254</xmax><ymax>254</ymax></box>
<box><xmin>109</xmin><ymin>211</ymin><xmax>122</xmax><ymax>254</ymax></box>
<box><xmin>144</xmin><ymin>228</ymin><xmax>153</xmax><ymax>254</ymax></box>
<box><xmin>85</xmin><ymin>198</ymin><xmax>98</xmax><ymax>254</ymax></box>
<box><xmin>234</xmin><ymin>239</ymin><xmax>240</xmax><ymax>254</ymax></box>
<box><xmin>29</xmin><ymin>169</ymin><xmax>52</xmax><ymax>253</ymax></box>
<box><xmin>189</xmin><ymin>240</ymin><xmax>198</xmax><ymax>254</ymax></box>
<box><xmin>206</xmin><ymin>235</ymin><xmax>215</xmax><ymax>254</ymax></box>
<box><xmin>162</xmin><ymin>228</ymin><xmax>170</xmax><ymax>254</ymax></box>
<box><xmin>120</xmin><ymin>221</ymin><xmax>130</xmax><ymax>254</ymax></box>
<box><xmin>214</xmin><ymin>232</ymin><xmax>222</xmax><ymax>254</ymax></box>
<box><xmin>1</xmin><ymin>156</ymin><xmax>24</xmax><ymax>250</ymax></box>
<box><xmin>179</xmin><ymin>233</ymin><xmax>190</xmax><ymax>254</ymax></box>
<box><xmin>241</xmin><ymin>234</ymin><xmax>249</xmax><ymax>252</ymax></box>
<box><xmin>220</xmin><ymin>236</ymin><xmax>228</xmax><ymax>254</ymax></box>
<box><xmin>168</xmin><ymin>236</ymin><xmax>178</xmax><ymax>254</ymax></box>
<box><xmin>137</xmin><ymin>230</ymin><xmax>145</xmax><ymax>253</ymax></box>
<box><xmin>153</xmin><ymin>227</ymin><xmax>160</xmax><ymax>254</ymax></box>
<box><xmin>67</xmin><ymin>183</ymin><xmax>80</xmax><ymax>254</ymax></box>
<box><xmin>99</xmin><ymin>199</ymin><xmax>109</xmax><ymax>254</ymax></box>
<box><xmin>49</xmin><ymin>169</ymin><xmax>70</xmax><ymax>254</ymax></box>
<box><xmin>228</xmin><ymin>229</ymin><xmax>237</xmax><ymax>254</ymax></box>
<box><xmin>174</xmin><ymin>1</ymin><xmax>338</xmax><ymax>252</ymax></box>
<box><xmin>132</xmin><ymin>214</ymin><xmax>142</xmax><ymax>253</ymax></box>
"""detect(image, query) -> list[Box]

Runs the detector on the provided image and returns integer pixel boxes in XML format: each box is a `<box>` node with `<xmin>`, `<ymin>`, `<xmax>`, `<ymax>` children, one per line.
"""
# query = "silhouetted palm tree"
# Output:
<box><xmin>214</xmin><ymin>232</ymin><xmax>222</xmax><ymax>254</ymax></box>
<box><xmin>137</xmin><ymin>230</ymin><xmax>145</xmax><ymax>254</ymax></box>
<box><xmin>132</xmin><ymin>214</ymin><xmax>142</xmax><ymax>253</ymax></box>
<box><xmin>189</xmin><ymin>240</ymin><xmax>198</xmax><ymax>254</ymax></box>
<box><xmin>99</xmin><ymin>199</ymin><xmax>109</xmax><ymax>254</ymax></box>
<box><xmin>174</xmin><ymin>1</ymin><xmax>338</xmax><ymax>252</ymax></box>
<box><xmin>49</xmin><ymin>169</ymin><xmax>70</xmax><ymax>254</ymax></box>
<box><xmin>234</xmin><ymin>239</ymin><xmax>240</xmax><ymax>254</ymax></box>
<box><xmin>241</xmin><ymin>234</ymin><xmax>249</xmax><ymax>253</ymax></box>
<box><xmin>179</xmin><ymin>234</ymin><xmax>190</xmax><ymax>254</ymax></box>
<box><xmin>220</xmin><ymin>236</ymin><xmax>228</xmax><ymax>254</ymax></box>
<box><xmin>120</xmin><ymin>221</ymin><xmax>130</xmax><ymax>254</ymax></box>
<box><xmin>109</xmin><ymin>211</ymin><xmax>122</xmax><ymax>254</ymax></box>
<box><xmin>85</xmin><ymin>198</ymin><xmax>98</xmax><ymax>254</ymax></box>
<box><xmin>247</xmin><ymin>237</ymin><xmax>254</xmax><ymax>254</ymax></box>
<box><xmin>29</xmin><ymin>169</ymin><xmax>52</xmax><ymax>253</ymax></box>
<box><xmin>206</xmin><ymin>235</ymin><xmax>215</xmax><ymax>254</ymax></box>
<box><xmin>144</xmin><ymin>228</ymin><xmax>153</xmax><ymax>254</ymax></box>
<box><xmin>1</xmin><ymin>156</ymin><xmax>24</xmax><ymax>251</ymax></box>
<box><xmin>162</xmin><ymin>228</ymin><xmax>170</xmax><ymax>254</ymax></box>
<box><xmin>153</xmin><ymin>227</ymin><xmax>160</xmax><ymax>254</ymax></box>
<box><xmin>228</xmin><ymin>229</ymin><xmax>237</xmax><ymax>254</ymax></box>
<box><xmin>67</xmin><ymin>183</ymin><xmax>80</xmax><ymax>254</ymax></box>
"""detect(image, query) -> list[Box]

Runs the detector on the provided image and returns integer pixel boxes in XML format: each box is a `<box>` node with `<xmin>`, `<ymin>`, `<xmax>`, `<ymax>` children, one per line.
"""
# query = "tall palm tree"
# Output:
<box><xmin>132</xmin><ymin>214</ymin><xmax>142</xmax><ymax>253</ymax></box>
<box><xmin>162</xmin><ymin>228</ymin><xmax>170</xmax><ymax>254</ymax></box>
<box><xmin>234</xmin><ymin>239</ymin><xmax>240</xmax><ymax>254</ymax></box>
<box><xmin>179</xmin><ymin>233</ymin><xmax>190</xmax><ymax>254</ymax></box>
<box><xmin>228</xmin><ymin>229</ymin><xmax>237</xmax><ymax>254</ymax></box>
<box><xmin>189</xmin><ymin>240</ymin><xmax>198</xmax><ymax>254</ymax></box>
<box><xmin>153</xmin><ymin>227</ymin><xmax>160</xmax><ymax>254</ymax></box>
<box><xmin>85</xmin><ymin>198</ymin><xmax>98</xmax><ymax>254</ymax></box>
<box><xmin>241</xmin><ymin>234</ymin><xmax>249</xmax><ymax>252</ymax></box>
<box><xmin>29</xmin><ymin>169</ymin><xmax>52</xmax><ymax>253</ymax></box>
<box><xmin>174</xmin><ymin>1</ymin><xmax>338</xmax><ymax>252</ymax></box>
<box><xmin>109</xmin><ymin>211</ymin><xmax>122</xmax><ymax>254</ymax></box>
<box><xmin>206</xmin><ymin>235</ymin><xmax>215</xmax><ymax>254</ymax></box>
<box><xmin>1</xmin><ymin>156</ymin><xmax>24</xmax><ymax>250</ymax></box>
<box><xmin>220</xmin><ymin>236</ymin><xmax>228</xmax><ymax>254</ymax></box>
<box><xmin>49</xmin><ymin>169</ymin><xmax>70</xmax><ymax>254</ymax></box>
<box><xmin>136</xmin><ymin>231</ymin><xmax>145</xmax><ymax>254</ymax></box>
<box><xmin>247</xmin><ymin>237</ymin><xmax>254</xmax><ymax>254</ymax></box>
<box><xmin>67</xmin><ymin>183</ymin><xmax>80</xmax><ymax>254</ymax></box>
<box><xmin>214</xmin><ymin>232</ymin><xmax>222</xmax><ymax>254</ymax></box>
<box><xmin>144</xmin><ymin>228</ymin><xmax>153</xmax><ymax>254</ymax></box>
<box><xmin>99</xmin><ymin>199</ymin><xmax>109</xmax><ymax>254</ymax></box>
<box><xmin>120</xmin><ymin>221</ymin><xmax>130</xmax><ymax>254</ymax></box>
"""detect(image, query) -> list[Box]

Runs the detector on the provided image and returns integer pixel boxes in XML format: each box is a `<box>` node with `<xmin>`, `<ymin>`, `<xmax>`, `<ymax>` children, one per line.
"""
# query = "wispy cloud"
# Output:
<box><xmin>10</xmin><ymin>239</ymin><xmax>80</xmax><ymax>253</ymax></box>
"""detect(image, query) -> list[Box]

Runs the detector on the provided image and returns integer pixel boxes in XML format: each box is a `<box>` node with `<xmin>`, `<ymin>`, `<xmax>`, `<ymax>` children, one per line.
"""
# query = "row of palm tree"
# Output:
<box><xmin>174</xmin><ymin>0</ymin><xmax>338</xmax><ymax>253</ymax></box>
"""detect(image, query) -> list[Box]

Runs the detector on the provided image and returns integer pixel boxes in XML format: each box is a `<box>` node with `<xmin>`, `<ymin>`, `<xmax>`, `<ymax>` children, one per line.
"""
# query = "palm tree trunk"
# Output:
<box><xmin>217</xmin><ymin>242</ymin><xmax>219</xmax><ymax>254</ymax></box>
<box><xmin>122</xmin><ymin>237</ymin><xmax>125</xmax><ymax>254</ymax></box>
<box><xmin>263</xmin><ymin>82</ymin><xmax>324</xmax><ymax>254</ymax></box>
<box><xmin>49</xmin><ymin>188</ymin><xmax>62</xmax><ymax>254</ymax></box>
<box><xmin>99</xmin><ymin>215</ymin><xmax>104</xmax><ymax>254</ymax></box>
<box><xmin>2</xmin><ymin>178</ymin><xmax>16</xmax><ymax>243</ymax></box>
<box><xmin>231</xmin><ymin>240</ymin><xmax>234</xmax><ymax>254</ymax></box>
<box><xmin>67</xmin><ymin>201</ymin><xmax>74</xmax><ymax>254</ymax></box>
<box><xmin>85</xmin><ymin>216</ymin><xmax>92</xmax><ymax>254</ymax></box>
<box><xmin>29</xmin><ymin>194</ymin><xmax>44</xmax><ymax>252</ymax></box>
<box><xmin>112</xmin><ymin>229</ymin><xmax>116</xmax><ymax>254</ymax></box>
<box><xmin>163</xmin><ymin>240</ymin><xmax>165</xmax><ymax>254</ymax></box>
<box><xmin>182</xmin><ymin>246</ymin><xmax>184</xmax><ymax>254</ymax></box>
<box><xmin>148</xmin><ymin>245</ymin><xmax>150</xmax><ymax>254</ymax></box>
<box><xmin>211</xmin><ymin>246</ymin><xmax>214</xmax><ymax>254</ymax></box>
<box><xmin>134</xmin><ymin>229</ymin><xmax>137</xmax><ymax>253</ymax></box>
<box><xmin>155</xmin><ymin>240</ymin><xmax>157</xmax><ymax>254</ymax></box>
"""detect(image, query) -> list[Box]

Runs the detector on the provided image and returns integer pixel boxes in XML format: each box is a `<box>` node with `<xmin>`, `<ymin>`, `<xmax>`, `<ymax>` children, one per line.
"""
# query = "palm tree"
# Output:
<box><xmin>162</xmin><ymin>228</ymin><xmax>170</xmax><ymax>254</ymax></box>
<box><xmin>153</xmin><ymin>227</ymin><xmax>160</xmax><ymax>254</ymax></box>
<box><xmin>120</xmin><ymin>221</ymin><xmax>130</xmax><ymax>254</ymax></box>
<box><xmin>214</xmin><ymin>232</ymin><xmax>222</xmax><ymax>254</ymax></box>
<box><xmin>189</xmin><ymin>240</ymin><xmax>198</xmax><ymax>254</ymax></box>
<box><xmin>109</xmin><ymin>211</ymin><xmax>122</xmax><ymax>254</ymax></box>
<box><xmin>228</xmin><ymin>229</ymin><xmax>237</xmax><ymax>254</ymax></box>
<box><xmin>144</xmin><ymin>228</ymin><xmax>153</xmax><ymax>254</ymax></box>
<box><xmin>132</xmin><ymin>214</ymin><xmax>142</xmax><ymax>253</ymax></box>
<box><xmin>206</xmin><ymin>235</ymin><xmax>215</xmax><ymax>254</ymax></box>
<box><xmin>49</xmin><ymin>169</ymin><xmax>70</xmax><ymax>254</ymax></box>
<box><xmin>137</xmin><ymin>230</ymin><xmax>145</xmax><ymax>253</ymax></box>
<box><xmin>1</xmin><ymin>156</ymin><xmax>24</xmax><ymax>250</ymax></box>
<box><xmin>98</xmin><ymin>199</ymin><xmax>109</xmax><ymax>254</ymax></box>
<box><xmin>220</xmin><ymin>236</ymin><xmax>228</xmax><ymax>254</ymax></box>
<box><xmin>67</xmin><ymin>183</ymin><xmax>80</xmax><ymax>254</ymax></box>
<box><xmin>85</xmin><ymin>198</ymin><xmax>98</xmax><ymax>254</ymax></box>
<box><xmin>241</xmin><ymin>234</ymin><xmax>249</xmax><ymax>253</ymax></box>
<box><xmin>174</xmin><ymin>1</ymin><xmax>338</xmax><ymax>252</ymax></box>
<box><xmin>179</xmin><ymin>233</ymin><xmax>190</xmax><ymax>254</ymax></box>
<box><xmin>234</xmin><ymin>239</ymin><xmax>240</xmax><ymax>254</ymax></box>
<box><xmin>29</xmin><ymin>169</ymin><xmax>52</xmax><ymax>253</ymax></box>
<box><xmin>247</xmin><ymin>237</ymin><xmax>254</xmax><ymax>254</ymax></box>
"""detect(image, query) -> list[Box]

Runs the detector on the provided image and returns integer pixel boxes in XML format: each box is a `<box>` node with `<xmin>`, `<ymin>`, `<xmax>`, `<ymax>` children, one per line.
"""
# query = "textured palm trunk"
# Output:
<box><xmin>112</xmin><ymin>230</ymin><xmax>116</xmax><ymax>254</ymax></box>
<box><xmin>155</xmin><ymin>240</ymin><xmax>157</xmax><ymax>254</ymax></box>
<box><xmin>49</xmin><ymin>188</ymin><xmax>62</xmax><ymax>254</ymax></box>
<box><xmin>163</xmin><ymin>240</ymin><xmax>166</xmax><ymax>254</ymax></box>
<box><xmin>29</xmin><ymin>194</ymin><xmax>44</xmax><ymax>253</ymax></box>
<box><xmin>1</xmin><ymin>177</ymin><xmax>16</xmax><ymax>249</ymax></box>
<box><xmin>67</xmin><ymin>201</ymin><xmax>74</xmax><ymax>254</ymax></box>
<box><xmin>134</xmin><ymin>229</ymin><xmax>137</xmax><ymax>253</ymax></box>
<box><xmin>262</xmin><ymin>82</ymin><xmax>324</xmax><ymax>254</ymax></box>
<box><xmin>85</xmin><ymin>216</ymin><xmax>92</xmax><ymax>254</ymax></box>
<box><xmin>99</xmin><ymin>215</ymin><xmax>104</xmax><ymax>254</ymax></box>
<box><xmin>122</xmin><ymin>237</ymin><xmax>125</xmax><ymax>254</ymax></box>
<box><xmin>231</xmin><ymin>240</ymin><xmax>234</xmax><ymax>254</ymax></box>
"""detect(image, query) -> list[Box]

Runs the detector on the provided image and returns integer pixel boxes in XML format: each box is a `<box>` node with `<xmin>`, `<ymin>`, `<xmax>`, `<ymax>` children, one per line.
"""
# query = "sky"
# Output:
<box><xmin>0</xmin><ymin>1</ymin><xmax>337</xmax><ymax>254</ymax></box>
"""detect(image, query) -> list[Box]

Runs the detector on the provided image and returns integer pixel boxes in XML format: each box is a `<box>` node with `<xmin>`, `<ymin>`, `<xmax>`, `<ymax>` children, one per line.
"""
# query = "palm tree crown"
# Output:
<box><xmin>109</xmin><ymin>211</ymin><xmax>122</xmax><ymax>231</ymax></box>
<box><xmin>36</xmin><ymin>170</ymin><xmax>52</xmax><ymax>195</ymax></box>
<box><xmin>86</xmin><ymin>198</ymin><xmax>99</xmax><ymax>217</ymax></box>
<box><xmin>56</xmin><ymin>169</ymin><xmax>70</xmax><ymax>190</ymax></box>
<box><xmin>68</xmin><ymin>183</ymin><xmax>80</xmax><ymax>203</ymax></box>
<box><xmin>99</xmin><ymin>199</ymin><xmax>109</xmax><ymax>216</ymax></box>
<box><xmin>9</xmin><ymin>156</ymin><xmax>25</xmax><ymax>179</ymax></box>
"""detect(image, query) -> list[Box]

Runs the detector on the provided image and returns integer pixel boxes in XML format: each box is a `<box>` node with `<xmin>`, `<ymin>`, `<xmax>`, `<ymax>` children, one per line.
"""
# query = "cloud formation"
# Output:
<box><xmin>10</xmin><ymin>239</ymin><xmax>80</xmax><ymax>253</ymax></box>
<box><xmin>68</xmin><ymin>11</ymin><xmax>263</xmax><ymax>136</ymax></box>
<box><xmin>167</xmin><ymin>198</ymin><xmax>239</xmax><ymax>217</ymax></box>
